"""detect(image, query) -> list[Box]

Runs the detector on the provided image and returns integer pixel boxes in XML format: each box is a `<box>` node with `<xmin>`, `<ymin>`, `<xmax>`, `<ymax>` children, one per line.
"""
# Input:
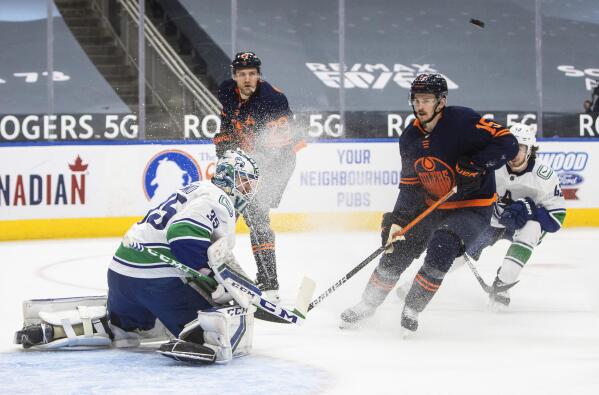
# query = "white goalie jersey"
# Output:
<box><xmin>109</xmin><ymin>181</ymin><xmax>237</xmax><ymax>278</ymax></box>
<box><xmin>492</xmin><ymin>159</ymin><xmax>566</xmax><ymax>232</ymax></box>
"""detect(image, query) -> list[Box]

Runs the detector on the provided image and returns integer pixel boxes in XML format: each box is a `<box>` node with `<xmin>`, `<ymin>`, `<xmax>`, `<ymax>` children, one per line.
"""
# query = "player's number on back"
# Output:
<box><xmin>139</xmin><ymin>193</ymin><xmax>188</xmax><ymax>230</ymax></box>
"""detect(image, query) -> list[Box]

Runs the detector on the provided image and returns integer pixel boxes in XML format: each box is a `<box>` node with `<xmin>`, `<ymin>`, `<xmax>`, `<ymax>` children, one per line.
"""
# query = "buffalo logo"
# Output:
<box><xmin>414</xmin><ymin>156</ymin><xmax>455</xmax><ymax>198</ymax></box>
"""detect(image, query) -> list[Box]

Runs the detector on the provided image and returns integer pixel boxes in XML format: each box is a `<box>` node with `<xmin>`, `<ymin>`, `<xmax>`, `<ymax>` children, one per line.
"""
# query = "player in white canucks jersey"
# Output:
<box><xmin>461</xmin><ymin>123</ymin><xmax>566</xmax><ymax>307</ymax></box>
<box><xmin>14</xmin><ymin>149</ymin><xmax>262</xmax><ymax>365</ymax></box>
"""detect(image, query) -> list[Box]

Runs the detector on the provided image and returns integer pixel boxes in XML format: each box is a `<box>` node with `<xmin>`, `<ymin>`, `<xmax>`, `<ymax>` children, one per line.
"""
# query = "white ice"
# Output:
<box><xmin>1</xmin><ymin>229</ymin><xmax>598</xmax><ymax>395</ymax></box>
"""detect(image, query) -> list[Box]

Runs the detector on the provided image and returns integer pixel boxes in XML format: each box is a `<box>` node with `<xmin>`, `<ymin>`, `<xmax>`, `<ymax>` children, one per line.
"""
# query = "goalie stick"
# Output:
<box><xmin>122</xmin><ymin>239</ymin><xmax>315</xmax><ymax>325</ymax></box>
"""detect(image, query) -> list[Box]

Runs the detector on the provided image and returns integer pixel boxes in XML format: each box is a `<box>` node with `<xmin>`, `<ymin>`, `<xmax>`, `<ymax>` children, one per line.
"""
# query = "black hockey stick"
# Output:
<box><xmin>462</xmin><ymin>253</ymin><xmax>519</xmax><ymax>294</ymax></box>
<box><xmin>307</xmin><ymin>186</ymin><xmax>458</xmax><ymax>312</ymax></box>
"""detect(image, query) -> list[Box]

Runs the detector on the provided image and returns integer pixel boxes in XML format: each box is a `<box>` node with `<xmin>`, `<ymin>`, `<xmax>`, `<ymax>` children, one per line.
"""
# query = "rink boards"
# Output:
<box><xmin>0</xmin><ymin>139</ymin><xmax>597</xmax><ymax>240</ymax></box>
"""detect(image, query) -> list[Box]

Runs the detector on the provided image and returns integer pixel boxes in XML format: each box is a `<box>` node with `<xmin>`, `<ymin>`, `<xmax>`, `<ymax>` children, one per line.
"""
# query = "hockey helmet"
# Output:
<box><xmin>509</xmin><ymin>123</ymin><xmax>536</xmax><ymax>160</ymax></box>
<box><xmin>212</xmin><ymin>149</ymin><xmax>260</xmax><ymax>213</ymax></box>
<box><xmin>231</xmin><ymin>51</ymin><xmax>261</xmax><ymax>73</ymax></box>
<box><xmin>410</xmin><ymin>73</ymin><xmax>448</xmax><ymax>100</ymax></box>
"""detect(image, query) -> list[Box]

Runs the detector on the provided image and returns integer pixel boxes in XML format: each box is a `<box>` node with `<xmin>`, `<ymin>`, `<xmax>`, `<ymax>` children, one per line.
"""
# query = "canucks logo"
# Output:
<box><xmin>143</xmin><ymin>150</ymin><xmax>202</xmax><ymax>202</ymax></box>
<box><xmin>414</xmin><ymin>156</ymin><xmax>455</xmax><ymax>198</ymax></box>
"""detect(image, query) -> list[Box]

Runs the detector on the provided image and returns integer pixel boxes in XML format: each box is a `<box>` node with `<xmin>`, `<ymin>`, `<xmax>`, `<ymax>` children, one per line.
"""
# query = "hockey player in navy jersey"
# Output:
<box><xmin>455</xmin><ymin>123</ymin><xmax>566</xmax><ymax>308</ymax></box>
<box><xmin>213</xmin><ymin>51</ymin><xmax>302</xmax><ymax>303</ymax></box>
<box><xmin>15</xmin><ymin>149</ymin><xmax>260</xmax><ymax>365</ymax></box>
<box><xmin>340</xmin><ymin>73</ymin><xmax>519</xmax><ymax>333</ymax></box>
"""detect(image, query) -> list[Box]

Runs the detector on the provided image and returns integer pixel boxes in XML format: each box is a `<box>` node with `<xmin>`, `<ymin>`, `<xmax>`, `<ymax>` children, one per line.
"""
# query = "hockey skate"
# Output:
<box><xmin>489</xmin><ymin>275</ymin><xmax>512</xmax><ymax>310</ymax></box>
<box><xmin>14</xmin><ymin>323</ymin><xmax>54</xmax><ymax>349</ymax></box>
<box><xmin>339</xmin><ymin>300</ymin><xmax>377</xmax><ymax>329</ymax></box>
<box><xmin>400</xmin><ymin>306</ymin><xmax>419</xmax><ymax>337</ymax></box>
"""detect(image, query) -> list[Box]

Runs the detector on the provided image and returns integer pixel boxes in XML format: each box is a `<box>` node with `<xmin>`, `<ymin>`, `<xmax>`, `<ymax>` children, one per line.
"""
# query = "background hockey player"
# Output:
<box><xmin>213</xmin><ymin>51</ymin><xmax>302</xmax><ymax>302</ymax></box>
<box><xmin>457</xmin><ymin>123</ymin><xmax>567</xmax><ymax>308</ymax></box>
<box><xmin>15</xmin><ymin>149</ymin><xmax>260</xmax><ymax>365</ymax></box>
<box><xmin>340</xmin><ymin>73</ymin><xmax>519</xmax><ymax>333</ymax></box>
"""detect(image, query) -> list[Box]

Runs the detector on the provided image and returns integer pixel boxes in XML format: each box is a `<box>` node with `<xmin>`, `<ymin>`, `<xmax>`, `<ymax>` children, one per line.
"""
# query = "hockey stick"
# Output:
<box><xmin>307</xmin><ymin>186</ymin><xmax>458</xmax><ymax>312</ymax></box>
<box><xmin>462</xmin><ymin>253</ymin><xmax>519</xmax><ymax>294</ymax></box>
<box><xmin>122</xmin><ymin>240</ymin><xmax>314</xmax><ymax>325</ymax></box>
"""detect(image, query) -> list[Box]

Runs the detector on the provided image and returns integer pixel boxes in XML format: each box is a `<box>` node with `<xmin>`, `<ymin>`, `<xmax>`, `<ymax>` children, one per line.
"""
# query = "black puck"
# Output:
<box><xmin>469</xmin><ymin>18</ymin><xmax>485</xmax><ymax>28</ymax></box>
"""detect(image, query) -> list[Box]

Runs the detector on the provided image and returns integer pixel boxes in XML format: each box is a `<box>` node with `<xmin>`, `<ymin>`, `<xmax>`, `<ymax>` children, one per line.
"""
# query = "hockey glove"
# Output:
<box><xmin>455</xmin><ymin>156</ymin><xmax>485</xmax><ymax>196</ymax></box>
<box><xmin>381</xmin><ymin>212</ymin><xmax>409</xmax><ymax>253</ymax></box>
<box><xmin>498</xmin><ymin>197</ymin><xmax>536</xmax><ymax>231</ymax></box>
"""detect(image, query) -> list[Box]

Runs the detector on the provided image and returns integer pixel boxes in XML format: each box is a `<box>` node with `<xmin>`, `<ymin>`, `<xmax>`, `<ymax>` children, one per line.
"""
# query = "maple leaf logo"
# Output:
<box><xmin>69</xmin><ymin>155</ymin><xmax>88</xmax><ymax>172</ymax></box>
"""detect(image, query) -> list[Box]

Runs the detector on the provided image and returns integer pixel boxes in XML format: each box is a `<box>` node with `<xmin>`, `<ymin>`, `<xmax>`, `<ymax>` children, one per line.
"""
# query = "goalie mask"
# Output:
<box><xmin>509</xmin><ymin>123</ymin><xmax>536</xmax><ymax>160</ymax></box>
<box><xmin>212</xmin><ymin>149</ymin><xmax>260</xmax><ymax>213</ymax></box>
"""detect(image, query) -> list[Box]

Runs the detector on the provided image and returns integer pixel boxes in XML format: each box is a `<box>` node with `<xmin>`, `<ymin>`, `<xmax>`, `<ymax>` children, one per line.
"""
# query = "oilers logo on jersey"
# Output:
<box><xmin>414</xmin><ymin>156</ymin><xmax>455</xmax><ymax>199</ymax></box>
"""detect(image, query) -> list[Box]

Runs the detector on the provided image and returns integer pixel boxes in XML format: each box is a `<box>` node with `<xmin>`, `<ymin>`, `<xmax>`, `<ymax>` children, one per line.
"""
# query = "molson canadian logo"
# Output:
<box><xmin>0</xmin><ymin>155</ymin><xmax>88</xmax><ymax>206</ymax></box>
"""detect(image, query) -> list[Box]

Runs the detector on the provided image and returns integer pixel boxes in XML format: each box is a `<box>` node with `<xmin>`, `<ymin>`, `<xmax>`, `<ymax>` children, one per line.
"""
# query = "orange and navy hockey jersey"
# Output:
<box><xmin>213</xmin><ymin>79</ymin><xmax>295</xmax><ymax>157</ymax></box>
<box><xmin>394</xmin><ymin>106</ymin><xmax>518</xmax><ymax>216</ymax></box>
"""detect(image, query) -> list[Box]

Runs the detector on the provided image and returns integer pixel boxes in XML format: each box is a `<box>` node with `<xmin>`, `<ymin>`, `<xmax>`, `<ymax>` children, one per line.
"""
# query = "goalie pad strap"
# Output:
<box><xmin>27</xmin><ymin>303</ymin><xmax>112</xmax><ymax>349</ymax></box>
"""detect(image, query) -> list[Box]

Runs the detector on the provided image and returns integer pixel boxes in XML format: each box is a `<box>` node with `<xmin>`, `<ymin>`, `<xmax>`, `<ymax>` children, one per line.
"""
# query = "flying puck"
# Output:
<box><xmin>469</xmin><ymin>18</ymin><xmax>485</xmax><ymax>29</ymax></box>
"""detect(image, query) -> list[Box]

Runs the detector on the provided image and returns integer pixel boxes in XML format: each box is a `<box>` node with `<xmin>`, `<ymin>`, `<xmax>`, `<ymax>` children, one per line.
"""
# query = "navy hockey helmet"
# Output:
<box><xmin>231</xmin><ymin>51</ymin><xmax>261</xmax><ymax>73</ymax></box>
<box><xmin>410</xmin><ymin>73</ymin><xmax>448</xmax><ymax>100</ymax></box>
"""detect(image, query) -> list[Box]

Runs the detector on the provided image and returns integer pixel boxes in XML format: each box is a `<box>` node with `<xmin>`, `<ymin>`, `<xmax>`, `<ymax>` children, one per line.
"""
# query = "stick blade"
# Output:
<box><xmin>294</xmin><ymin>276</ymin><xmax>317</xmax><ymax>317</ymax></box>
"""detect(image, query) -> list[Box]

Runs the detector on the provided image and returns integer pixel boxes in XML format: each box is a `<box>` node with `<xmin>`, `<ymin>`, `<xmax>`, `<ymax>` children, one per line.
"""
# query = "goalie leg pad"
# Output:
<box><xmin>16</xmin><ymin>307</ymin><xmax>112</xmax><ymax>350</ymax></box>
<box><xmin>15</xmin><ymin>296</ymin><xmax>113</xmax><ymax>350</ymax></box>
<box><xmin>174</xmin><ymin>305</ymin><xmax>254</xmax><ymax>364</ymax></box>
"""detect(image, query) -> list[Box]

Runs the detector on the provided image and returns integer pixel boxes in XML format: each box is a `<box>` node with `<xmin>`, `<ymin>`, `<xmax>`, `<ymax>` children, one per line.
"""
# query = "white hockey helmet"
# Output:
<box><xmin>509</xmin><ymin>123</ymin><xmax>536</xmax><ymax>159</ymax></box>
<box><xmin>212</xmin><ymin>148</ymin><xmax>260</xmax><ymax>213</ymax></box>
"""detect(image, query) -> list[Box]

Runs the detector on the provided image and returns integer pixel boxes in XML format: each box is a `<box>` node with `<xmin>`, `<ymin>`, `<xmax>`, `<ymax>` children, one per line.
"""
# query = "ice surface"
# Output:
<box><xmin>1</xmin><ymin>230</ymin><xmax>598</xmax><ymax>395</ymax></box>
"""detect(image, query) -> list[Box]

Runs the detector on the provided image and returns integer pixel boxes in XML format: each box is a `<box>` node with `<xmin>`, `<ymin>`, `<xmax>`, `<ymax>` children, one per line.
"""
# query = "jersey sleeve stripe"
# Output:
<box><xmin>168</xmin><ymin>235</ymin><xmax>211</xmax><ymax>243</ymax></box>
<box><xmin>171</xmin><ymin>218</ymin><xmax>213</xmax><ymax>233</ymax></box>
<box><xmin>167</xmin><ymin>222</ymin><xmax>212</xmax><ymax>243</ymax></box>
